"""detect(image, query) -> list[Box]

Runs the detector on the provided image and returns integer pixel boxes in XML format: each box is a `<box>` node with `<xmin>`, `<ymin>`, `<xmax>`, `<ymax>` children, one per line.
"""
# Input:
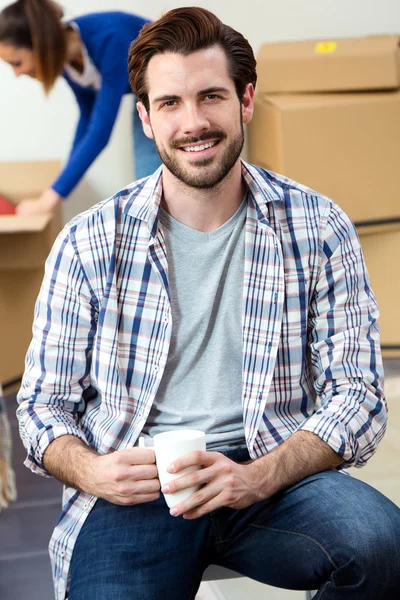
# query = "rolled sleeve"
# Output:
<box><xmin>300</xmin><ymin>204</ymin><xmax>386</xmax><ymax>467</ymax></box>
<box><xmin>16</xmin><ymin>227</ymin><xmax>98</xmax><ymax>476</ymax></box>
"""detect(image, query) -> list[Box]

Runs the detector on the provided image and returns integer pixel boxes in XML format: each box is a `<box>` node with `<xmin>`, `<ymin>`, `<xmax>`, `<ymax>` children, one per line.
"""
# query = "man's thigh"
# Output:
<box><xmin>215</xmin><ymin>470</ymin><xmax>400</xmax><ymax>598</ymax></box>
<box><xmin>68</xmin><ymin>496</ymin><xmax>210</xmax><ymax>600</ymax></box>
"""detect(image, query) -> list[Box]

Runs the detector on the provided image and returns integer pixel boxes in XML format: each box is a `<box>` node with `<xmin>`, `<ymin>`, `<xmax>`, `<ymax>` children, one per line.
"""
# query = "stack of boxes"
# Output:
<box><xmin>0</xmin><ymin>161</ymin><xmax>61</xmax><ymax>389</ymax></box>
<box><xmin>248</xmin><ymin>35</ymin><xmax>400</xmax><ymax>356</ymax></box>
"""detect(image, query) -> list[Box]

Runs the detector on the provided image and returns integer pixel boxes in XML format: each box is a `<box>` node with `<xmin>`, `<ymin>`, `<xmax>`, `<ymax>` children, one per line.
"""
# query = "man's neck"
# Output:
<box><xmin>161</xmin><ymin>161</ymin><xmax>246</xmax><ymax>232</ymax></box>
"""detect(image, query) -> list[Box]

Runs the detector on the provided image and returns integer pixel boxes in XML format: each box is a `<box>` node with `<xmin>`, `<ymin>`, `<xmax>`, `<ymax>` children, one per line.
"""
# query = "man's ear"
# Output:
<box><xmin>136</xmin><ymin>101</ymin><xmax>154</xmax><ymax>139</ymax></box>
<box><xmin>241</xmin><ymin>83</ymin><xmax>255</xmax><ymax>125</ymax></box>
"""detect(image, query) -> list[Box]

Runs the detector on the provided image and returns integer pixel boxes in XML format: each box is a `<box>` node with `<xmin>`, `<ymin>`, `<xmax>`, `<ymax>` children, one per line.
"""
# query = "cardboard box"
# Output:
<box><xmin>0</xmin><ymin>161</ymin><xmax>62</xmax><ymax>386</ymax></box>
<box><xmin>358</xmin><ymin>224</ymin><xmax>400</xmax><ymax>356</ymax></box>
<box><xmin>248</xmin><ymin>91</ymin><xmax>400</xmax><ymax>224</ymax></box>
<box><xmin>257</xmin><ymin>35</ymin><xmax>400</xmax><ymax>94</ymax></box>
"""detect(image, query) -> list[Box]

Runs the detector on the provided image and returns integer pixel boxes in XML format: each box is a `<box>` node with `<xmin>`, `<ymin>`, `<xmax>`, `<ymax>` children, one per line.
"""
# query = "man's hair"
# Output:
<box><xmin>128</xmin><ymin>7</ymin><xmax>257</xmax><ymax>112</ymax></box>
<box><xmin>0</xmin><ymin>0</ymin><xmax>66</xmax><ymax>94</ymax></box>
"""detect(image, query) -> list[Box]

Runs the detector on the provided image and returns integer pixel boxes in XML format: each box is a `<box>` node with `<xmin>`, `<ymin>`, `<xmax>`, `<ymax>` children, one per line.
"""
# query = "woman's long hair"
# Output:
<box><xmin>0</xmin><ymin>0</ymin><xmax>66</xmax><ymax>93</ymax></box>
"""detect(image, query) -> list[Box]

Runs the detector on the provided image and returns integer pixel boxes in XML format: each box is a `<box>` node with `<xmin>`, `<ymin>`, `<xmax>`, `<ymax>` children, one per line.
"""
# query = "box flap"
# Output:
<box><xmin>257</xmin><ymin>35</ymin><xmax>400</xmax><ymax>94</ymax></box>
<box><xmin>0</xmin><ymin>160</ymin><xmax>60</xmax><ymax>202</ymax></box>
<box><xmin>0</xmin><ymin>160</ymin><xmax>62</xmax><ymax>270</ymax></box>
<box><xmin>259</xmin><ymin>90</ymin><xmax>400</xmax><ymax>110</ymax></box>
<box><xmin>0</xmin><ymin>213</ymin><xmax>52</xmax><ymax>233</ymax></box>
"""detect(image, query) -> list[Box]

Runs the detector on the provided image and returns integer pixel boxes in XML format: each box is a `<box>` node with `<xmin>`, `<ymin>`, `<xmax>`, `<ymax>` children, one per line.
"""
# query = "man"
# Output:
<box><xmin>17</xmin><ymin>7</ymin><xmax>400</xmax><ymax>600</ymax></box>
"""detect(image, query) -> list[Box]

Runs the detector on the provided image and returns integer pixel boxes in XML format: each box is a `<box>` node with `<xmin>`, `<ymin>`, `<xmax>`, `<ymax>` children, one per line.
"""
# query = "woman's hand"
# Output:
<box><xmin>16</xmin><ymin>188</ymin><xmax>61</xmax><ymax>215</ymax></box>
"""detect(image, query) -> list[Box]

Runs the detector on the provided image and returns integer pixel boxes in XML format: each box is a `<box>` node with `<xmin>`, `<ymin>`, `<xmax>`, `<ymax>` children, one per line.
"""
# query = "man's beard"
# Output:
<box><xmin>151</xmin><ymin>121</ymin><xmax>244</xmax><ymax>190</ymax></box>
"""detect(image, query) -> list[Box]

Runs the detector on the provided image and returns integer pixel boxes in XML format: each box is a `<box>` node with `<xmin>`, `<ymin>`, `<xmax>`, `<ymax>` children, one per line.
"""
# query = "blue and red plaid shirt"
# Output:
<box><xmin>17</xmin><ymin>161</ymin><xmax>386</xmax><ymax>599</ymax></box>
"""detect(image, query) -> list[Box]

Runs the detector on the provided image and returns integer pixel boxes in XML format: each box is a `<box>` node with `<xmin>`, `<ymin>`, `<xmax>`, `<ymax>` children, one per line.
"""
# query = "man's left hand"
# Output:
<box><xmin>161</xmin><ymin>451</ymin><xmax>266</xmax><ymax>519</ymax></box>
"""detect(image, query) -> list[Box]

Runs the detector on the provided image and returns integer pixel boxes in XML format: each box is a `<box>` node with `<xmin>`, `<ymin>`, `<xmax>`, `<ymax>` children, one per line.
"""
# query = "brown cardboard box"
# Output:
<box><xmin>0</xmin><ymin>161</ymin><xmax>62</xmax><ymax>386</ymax></box>
<box><xmin>248</xmin><ymin>91</ymin><xmax>400</xmax><ymax>224</ymax></box>
<box><xmin>358</xmin><ymin>224</ymin><xmax>400</xmax><ymax>356</ymax></box>
<box><xmin>257</xmin><ymin>35</ymin><xmax>400</xmax><ymax>94</ymax></box>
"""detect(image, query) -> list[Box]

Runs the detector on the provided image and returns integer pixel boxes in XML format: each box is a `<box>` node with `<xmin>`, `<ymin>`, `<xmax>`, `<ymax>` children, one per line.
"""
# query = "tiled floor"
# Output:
<box><xmin>1</xmin><ymin>359</ymin><xmax>399</xmax><ymax>600</ymax></box>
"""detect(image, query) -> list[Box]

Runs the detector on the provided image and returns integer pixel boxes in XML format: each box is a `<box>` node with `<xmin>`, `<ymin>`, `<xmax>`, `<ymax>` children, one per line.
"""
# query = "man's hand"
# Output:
<box><xmin>43</xmin><ymin>435</ymin><xmax>160</xmax><ymax>505</ymax></box>
<box><xmin>86</xmin><ymin>447</ymin><xmax>161</xmax><ymax>505</ymax></box>
<box><xmin>161</xmin><ymin>451</ymin><xmax>265</xmax><ymax>519</ymax></box>
<box><xmin>16</xmin><ymin>188</ymin><xmax>61</xmax><ymax>215</ymax></box>
<box><xmin>161</xmin><ymin>431</ymin><xmax>343</xmax><ymax>519</ymax></box>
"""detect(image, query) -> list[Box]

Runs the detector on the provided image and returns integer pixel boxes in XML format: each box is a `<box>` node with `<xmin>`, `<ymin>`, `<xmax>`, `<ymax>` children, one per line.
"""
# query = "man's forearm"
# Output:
<box><xmin>251</xmin><ymin>430</ymin><xmax>343</xmax><ymax>499</ymax></box>
<box><xmin>42</xmin><ymin>434</ymin><xmax>98</xmax><ymax>493</ymax></box>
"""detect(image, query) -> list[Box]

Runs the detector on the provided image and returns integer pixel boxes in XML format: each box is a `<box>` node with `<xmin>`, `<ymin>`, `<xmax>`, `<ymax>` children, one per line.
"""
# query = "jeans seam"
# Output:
<box><xmin>250</xmin><ymin>523</ymin><xmax>339</xmax><ymax>570</ymax></box>
<box><xmin>317</xmin><ymin>580</ymin><xmax>330</xmax><ymax>598</ymax></box>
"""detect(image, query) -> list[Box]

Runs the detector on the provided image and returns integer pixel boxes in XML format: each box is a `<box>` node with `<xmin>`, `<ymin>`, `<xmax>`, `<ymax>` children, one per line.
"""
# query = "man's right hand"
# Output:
<box><xmin>42</xmin><ymin>435</ymin><xmax>160</xmax><ymax>505</ymax></box>
<box><xmin>86</xmin><ymin>447</ymin><xmax>160</xmax><ymax>505</ymax></box>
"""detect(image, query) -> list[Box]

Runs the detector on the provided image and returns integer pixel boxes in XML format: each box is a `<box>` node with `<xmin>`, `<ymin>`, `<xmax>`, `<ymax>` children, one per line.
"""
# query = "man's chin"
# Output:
<box><xmin>178</xmin><ymin>167</ymin><xmax>229</xmax><ymax>189</ymax></box>
<box><xmin>185</xmin><ymin>155</ymin><xmax>215</xmax><ymax>166</ymax></box>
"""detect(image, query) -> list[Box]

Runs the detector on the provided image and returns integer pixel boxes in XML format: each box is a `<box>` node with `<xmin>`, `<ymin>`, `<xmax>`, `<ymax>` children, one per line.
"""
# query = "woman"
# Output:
<box><xmin>0</xmin><ymin>0</ymin><xmax>160</xmax><ymax>214</ymax></box>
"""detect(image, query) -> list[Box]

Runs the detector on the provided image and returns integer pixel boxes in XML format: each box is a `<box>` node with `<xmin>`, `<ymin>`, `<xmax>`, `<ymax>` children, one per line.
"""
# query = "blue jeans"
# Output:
<box><xmin>132</xmin><ymin>100</ymin><xmax>161</xmax><ymax>180</ymax></box>
<box><xmin>68</xmin><ymin>447</ymin><xmax>400</xmax><ymax>599</ymax></box>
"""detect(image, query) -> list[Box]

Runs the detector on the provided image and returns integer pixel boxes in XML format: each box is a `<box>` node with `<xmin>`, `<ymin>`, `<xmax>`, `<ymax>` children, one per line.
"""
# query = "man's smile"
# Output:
<box><xmin>180</xmin><ymin>140</ymin><xmax>220</xmax><ymax>153</ymax></box>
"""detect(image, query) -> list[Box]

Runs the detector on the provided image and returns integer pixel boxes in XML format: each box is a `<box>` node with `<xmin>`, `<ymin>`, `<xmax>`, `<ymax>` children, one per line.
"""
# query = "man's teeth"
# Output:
<box><xmin>182</xmin><ymin>141</ymin><xmax>217</xmax><ymax>152</ymax></box>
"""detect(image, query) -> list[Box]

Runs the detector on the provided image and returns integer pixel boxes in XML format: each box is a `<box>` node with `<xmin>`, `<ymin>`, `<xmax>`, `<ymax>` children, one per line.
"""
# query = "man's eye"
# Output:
<box><xmin>204</xmin><ymin>94</ymin><xmax>218</xmax><ymax>101</ymax></box>
<box><xmin>161</xmin><ymin>100</ymin><xmax>177</xmax><ymax>108</ymax></box>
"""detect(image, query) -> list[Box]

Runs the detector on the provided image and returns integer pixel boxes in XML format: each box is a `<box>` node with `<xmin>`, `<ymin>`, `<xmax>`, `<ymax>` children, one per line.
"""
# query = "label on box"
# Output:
<box><xmin>314</xmin><ymin>41</ymin><xmax>337</xmax><ymax>54</ymax></box>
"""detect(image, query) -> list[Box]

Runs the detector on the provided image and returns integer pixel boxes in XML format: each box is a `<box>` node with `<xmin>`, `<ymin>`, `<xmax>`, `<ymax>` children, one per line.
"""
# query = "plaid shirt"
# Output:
<box><xmin>17</xmin><ymin>161</ymin><xmax>386</xmax><ymax>599</ymax></box>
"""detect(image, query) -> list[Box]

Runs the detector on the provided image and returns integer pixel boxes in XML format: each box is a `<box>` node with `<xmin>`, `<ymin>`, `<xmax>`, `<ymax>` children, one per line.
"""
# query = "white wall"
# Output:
<box><xmin>0</xmin><ymin>0</ymin><xmax>399</xmax><ymax>222</ymax></box>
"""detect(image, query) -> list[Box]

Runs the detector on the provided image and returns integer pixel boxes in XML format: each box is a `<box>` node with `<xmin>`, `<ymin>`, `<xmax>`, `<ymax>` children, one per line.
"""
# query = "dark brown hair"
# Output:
<box><xmin>0</xmin><ymin>0</ymin><xmax>66</xmax><ymax>93</ymax></box>
<box><xmin>128</xmin><ymin>7</ymin><xmax>257</xmax><ymax>111</ymax></box>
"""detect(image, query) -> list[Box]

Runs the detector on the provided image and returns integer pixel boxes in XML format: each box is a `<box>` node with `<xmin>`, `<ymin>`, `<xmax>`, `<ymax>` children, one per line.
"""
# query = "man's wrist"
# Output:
<box><xmin>43</xmin><ymin>434</ymin><xmax>98</xmax><ymax>493</ymax></box>
<box><xmin>246</xmin><ymin>431</ymin><xmax>343</xmax><ymax>501</ymax></box>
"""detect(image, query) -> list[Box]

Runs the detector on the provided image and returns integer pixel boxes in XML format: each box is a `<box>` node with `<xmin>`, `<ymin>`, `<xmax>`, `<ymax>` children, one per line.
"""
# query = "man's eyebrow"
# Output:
<box><xmin>197</xmin><ymin>87</ymin><xmax>230</xmax><ymax>96</ymax></box>
<box><xmin>152</xmin><ymin>87</ymin><xmax>231</xmax><ymax>104</ymax></box>
<box><xmin>153</xmin><ymin>94</ymin><xmax>180</xmax><ymax>104</ymax></box>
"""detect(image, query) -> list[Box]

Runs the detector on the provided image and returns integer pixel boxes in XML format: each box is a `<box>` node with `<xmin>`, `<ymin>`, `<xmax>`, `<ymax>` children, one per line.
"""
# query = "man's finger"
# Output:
<box><xmin>168</xmin><ymin>450</ymin><xmax>220</xmax><ymax>473</ymax></box>
<box><xmin>115</xmin><ymin>477</ymin><xmax>161</xmax><ymax>499</ymax></box>
<box><xmin>162</xmin><ymin>464</ymin><xmax>215</xmax><ymax>493</ymax></box>
<box><xmin>170</xmin><ymin>483</ymin><xmax>222</xmax><ymax>518</ymax></box>
<box><xmin>114</xmin><ymin>447</ymin><xmax>156</xmax><ymax>465</ymax></box>
<box><xmin>128</xmin><ymin>464</ymin><xmax>159</xmax><ymax>480</ymax></box>
<box><xmin>115</xmin><ymin>491</ymin><xmax>160</xmax><ymax>506</ymax></box>
<box><xmin>182</xmin><ymin>495</ymin><xmax>223</xmax><ymax>519</ymax></box>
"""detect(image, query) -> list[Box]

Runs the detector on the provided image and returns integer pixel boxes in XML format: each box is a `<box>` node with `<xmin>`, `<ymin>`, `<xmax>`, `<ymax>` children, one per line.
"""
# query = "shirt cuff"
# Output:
<box><xmin>24</xmin><ymin>423</ymin><xmax>89</xmax><ymax>477</ymax></box>
<box><xmin>297</xmin><ymin>410</ymin><xmax>361</xmax><ymax>468</ymax></box>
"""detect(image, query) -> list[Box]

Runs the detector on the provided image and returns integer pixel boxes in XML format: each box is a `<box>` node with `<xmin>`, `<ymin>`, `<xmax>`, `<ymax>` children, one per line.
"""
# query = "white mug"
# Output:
<box><xmin>153</xmin><ymin>429</ymin><xmax>206</xmax><ymax>509</ymax></box>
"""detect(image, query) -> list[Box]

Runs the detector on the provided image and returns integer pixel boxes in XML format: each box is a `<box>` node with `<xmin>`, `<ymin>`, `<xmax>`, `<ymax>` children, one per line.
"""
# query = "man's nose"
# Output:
<box><xmin>181</xmin><ymin>104</ymin><xmax>210</xmax><ymax>135</ymax></box>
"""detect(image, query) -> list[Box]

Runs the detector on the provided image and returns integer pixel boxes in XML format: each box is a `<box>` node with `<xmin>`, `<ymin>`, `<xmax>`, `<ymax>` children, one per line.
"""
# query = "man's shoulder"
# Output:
<box><xmin>64</xmin><ymin>178</ymin><xmax>149</xmax><ymax>244</ymax></box>
<box><xmin>245</xmin><ymin>162</ymin><xmax>357</xmax><ymax>247</ymax></box>
<box><xmin>247</xmin><ymin>162</ymin><xmax>335</xmax><ymax>213</ymax></box>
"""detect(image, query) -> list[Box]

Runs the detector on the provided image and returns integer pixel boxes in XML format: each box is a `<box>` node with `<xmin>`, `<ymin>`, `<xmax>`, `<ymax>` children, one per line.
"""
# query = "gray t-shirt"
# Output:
<box><xmin>142</xmin><ymin>198</ymin><xmax>247</xmax><ymax>450</ymax></box>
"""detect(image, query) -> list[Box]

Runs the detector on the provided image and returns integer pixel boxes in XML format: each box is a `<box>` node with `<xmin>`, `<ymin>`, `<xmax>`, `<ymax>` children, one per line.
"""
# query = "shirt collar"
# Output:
<box><xmin>123</xmin><ymin>160</ymin><xmax>284</xmax><ymax>235</ymax></box>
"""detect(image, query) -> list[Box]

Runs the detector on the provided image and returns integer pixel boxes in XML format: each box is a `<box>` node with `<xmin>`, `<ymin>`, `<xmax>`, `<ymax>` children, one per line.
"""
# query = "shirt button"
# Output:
<box><xmin>154</xmin><ymin>366</ymin><xmax>159</xmax><ymax>373</ymax></box>
<box><xmin>60</xmin><ymin>550</ymin><xmax>66</xmax><ymax>558</ymax></box>
<box><xmin>83</xmin><ymin>502</ymin><xmax>90</xmax><ymax>511</ymax></box>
